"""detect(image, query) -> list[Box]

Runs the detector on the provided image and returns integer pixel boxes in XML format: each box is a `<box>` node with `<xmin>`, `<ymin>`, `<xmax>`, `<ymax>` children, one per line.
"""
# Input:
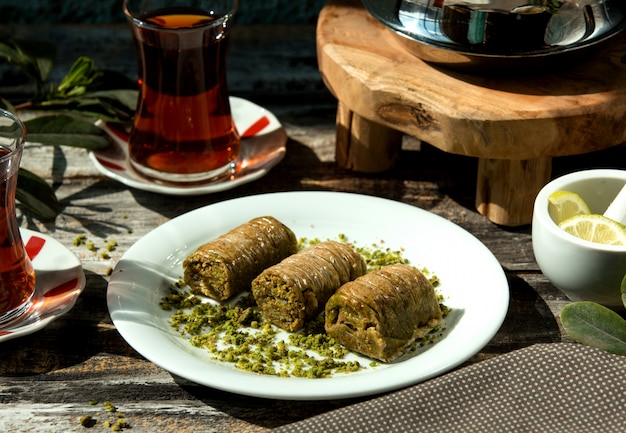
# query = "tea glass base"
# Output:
<box><xmin>0</xmin><ymin>291</ymin><xmax>36</xmax><ymax>329</ymax></box>
<box><xmin>130</xmin><ymin>159</ymin><xmax>237</xmax><ymax>185</ymax></box>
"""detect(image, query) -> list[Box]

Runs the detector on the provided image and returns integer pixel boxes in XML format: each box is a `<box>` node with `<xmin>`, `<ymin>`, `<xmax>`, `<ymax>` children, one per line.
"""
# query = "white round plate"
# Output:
<box><xmin>89</xmin><ymin>97</ymin><xmax>287</xmax><ymax>196</ymax></box>
<box><xmin>0</xmin><ymin>229</ymin><xmax>86</xmax><ymax>343</ymax></box>
<box><xmin>107</xmin><ymin>192</ymin><xmax>509</xmax><ymax>400</ymax></box>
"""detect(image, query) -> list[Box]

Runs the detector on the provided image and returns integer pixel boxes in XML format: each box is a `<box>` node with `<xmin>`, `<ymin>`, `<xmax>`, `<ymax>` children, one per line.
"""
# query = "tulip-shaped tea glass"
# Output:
<box><xmin>124</xmin><ymin>0</ymin><xmax>240</xmax><ymax>184</ymax></box>
<box><xmin>0</xmin><ymin>109</ymin><xmax>35</xmax><ymax>326</ymax></box>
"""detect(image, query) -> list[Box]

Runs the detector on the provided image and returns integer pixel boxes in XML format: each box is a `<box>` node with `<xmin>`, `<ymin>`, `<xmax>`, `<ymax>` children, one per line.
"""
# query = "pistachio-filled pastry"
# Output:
<box><xmin>325</xmin><ymin>264</ymin><xmax>443</xmax><ymax>362</ymax></box>
<box><xmin>183</xmin><ymin>216</ymin><xmax>297</xmax><ymax>301</ymax></box>
<box><xmin>251</xmin><ymin>241</ymin><xmax>367</xmax><ymax>332</ymax></box>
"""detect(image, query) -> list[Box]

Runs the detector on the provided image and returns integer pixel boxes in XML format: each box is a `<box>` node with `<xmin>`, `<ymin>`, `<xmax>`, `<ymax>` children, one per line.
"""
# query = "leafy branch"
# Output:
<box><xmin>0</xmin><ymin>38</ymin><xmax>137</xmax><ymax>220</ymax></box>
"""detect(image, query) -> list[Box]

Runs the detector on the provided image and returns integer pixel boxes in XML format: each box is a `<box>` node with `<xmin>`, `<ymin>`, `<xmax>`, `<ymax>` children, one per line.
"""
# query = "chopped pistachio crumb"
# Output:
<box><xmin>166</xmin><ymin>291</ymin><xmax>362</xmax><ymax>378</ymax></box>
<box><xmin>161</xmin><ymin>235</ymin><xmax>449</xmax><ymax>378</ymax></box>
<box><xmin>74</xmin><ymin>235</ymin><xmax>120</xmax><ymax>261</ymax></box>
<box><xmin>79</xmin><ymin>415</ymin><xmax>94</xmax><ymax>427</ymax></box>
<box><xmin>113</xmin><ymin>420</ymin><xmax>130</xmax><ymax>431</ymax></box>
<box><xmin>81</xmin><ymin>401</ymin><xmax>130</xmax><ymax>430</ymax></box>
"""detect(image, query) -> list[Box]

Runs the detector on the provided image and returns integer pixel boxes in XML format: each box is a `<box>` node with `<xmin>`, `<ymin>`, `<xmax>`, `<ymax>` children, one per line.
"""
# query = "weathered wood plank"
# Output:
<box><xmin>0</xmin><ymin>19</ymin><xmax>624</xmax><ymax>433</ymax></box>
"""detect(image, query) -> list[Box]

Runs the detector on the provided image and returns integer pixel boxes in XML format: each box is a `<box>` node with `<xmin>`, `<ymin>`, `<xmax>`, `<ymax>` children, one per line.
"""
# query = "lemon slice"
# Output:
<box><xmin>558</xmin><ymin>214</ymin><xmax>626</xmax><ymax>246</ymax></box>
<box><xmin>548</xmin><ymin>190</ymin><xmax>591</xmax><ymax>223</ymax></box>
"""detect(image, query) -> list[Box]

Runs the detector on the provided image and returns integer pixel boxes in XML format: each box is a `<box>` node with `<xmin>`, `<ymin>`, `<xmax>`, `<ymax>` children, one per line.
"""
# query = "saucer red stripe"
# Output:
<box><xmin>241</xmin><ymin>116</ymin><xmax>270</xmax><ymax>138</ymax></box>
<box><xmin>44</xmin><ymin>278</ymin><xmax>80</xmax><ymax>298</ymax></box>
<box><xmin>25</xmin><ymin>236</ymin><xmax>46</xmax><ymax>260</ymax></box>
<box><xmin>96</xmin><ymin>157</ymin><xmax>126</xmax><ymax>172</ymax></box>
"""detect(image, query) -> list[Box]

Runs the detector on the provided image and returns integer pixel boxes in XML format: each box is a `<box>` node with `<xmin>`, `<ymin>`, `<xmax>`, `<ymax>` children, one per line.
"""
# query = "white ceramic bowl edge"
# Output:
<box><xmin>532</xmin><ymin>169</ymin><xmax>626</xmax><ymax>309</ymax></box>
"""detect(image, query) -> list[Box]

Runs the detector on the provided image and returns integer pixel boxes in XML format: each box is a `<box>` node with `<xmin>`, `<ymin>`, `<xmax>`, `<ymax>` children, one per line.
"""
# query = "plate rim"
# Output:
<box><xmin>107</xmin><ymin>191</ymin><xmax>509</xmax><ymax>400</ymax></box>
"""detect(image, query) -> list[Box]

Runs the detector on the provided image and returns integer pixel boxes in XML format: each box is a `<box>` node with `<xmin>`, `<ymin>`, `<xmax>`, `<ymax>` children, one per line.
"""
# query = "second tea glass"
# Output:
<box><xmin>0</xmin><ymin>109</ymin><xmax>36</xmax><ymax>326</ymax></box>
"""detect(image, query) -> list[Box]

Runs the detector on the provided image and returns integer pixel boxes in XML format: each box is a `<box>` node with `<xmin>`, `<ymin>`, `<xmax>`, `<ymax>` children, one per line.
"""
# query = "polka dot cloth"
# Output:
<box><xmin>273</xmin><ymin>344</ymin><xmax>626</xmax><ymax>433</ymax></box>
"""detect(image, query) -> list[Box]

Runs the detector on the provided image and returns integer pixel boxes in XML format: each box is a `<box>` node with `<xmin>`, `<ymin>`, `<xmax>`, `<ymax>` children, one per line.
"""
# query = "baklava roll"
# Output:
<box><xmin>251</xmin><ymin>241</ymin><xmax>367</xmax><ymax>332</ymax></box>
<box><xmin>183</xmin><ymin>216</ymin><xmax>297</xmax><ymax>301</ymax></box>
<box><xmin>325</xmin><ymin>264</ymin><xmax>443</xmax><ymax>362</ymax></box>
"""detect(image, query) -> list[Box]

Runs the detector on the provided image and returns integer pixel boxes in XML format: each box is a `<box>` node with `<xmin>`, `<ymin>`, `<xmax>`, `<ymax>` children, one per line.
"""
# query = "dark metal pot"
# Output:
<box><xmin>363</xmin><ymin>0</ymin><xmax>626</xmax><ymax>73</ymax></box>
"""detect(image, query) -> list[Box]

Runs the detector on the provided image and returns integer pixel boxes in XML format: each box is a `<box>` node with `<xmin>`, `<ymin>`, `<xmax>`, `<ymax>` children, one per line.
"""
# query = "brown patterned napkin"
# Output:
<box><xmin>273</xmin><ymin>343</ymin><xmax>626</xmax><ymax>433</ymax></box>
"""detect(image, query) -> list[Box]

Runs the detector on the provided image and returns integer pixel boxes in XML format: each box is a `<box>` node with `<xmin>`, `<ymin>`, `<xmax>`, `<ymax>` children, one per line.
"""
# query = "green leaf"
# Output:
<box><xmin>25</xmin><ymin>114</ymin><xmax>103</xmax><ymax>135</ymax></box>
<box><xmin>561</xmin><ymin>301</ymin><xmax>626</xmax><ymax>356</ymax></box>
<box><xmin>528</xmin><ymin>0</ymin><xmax>561</xmax><ymax>13</ymax></box>
<box><xmin>55</xmin><ymin>57</ymin><xmax>103</xmax><ymax>98</ymax></box>
<box><xmin>34</xmin><ymin>90</ymin><xmax>137</xmax><ymax>123</ymax></box>
<box><xmin>18</xmin><ymin>40</ymin><xmax>55</xmax><ymax>84</ymax></box>
<box><xmin>24</xmin><ymin>114</ymin><xmax>111</xmax><ymax>150</ymax></box>
<box><xmin>9</xmin><ymin>39</ymin><xmax>56</xmax><ymax>83</ymax></box>
<box><xmin>26</xmin><ymin>133</ymin><xmax>111</xmax><ymax>150</ymax></box>
<box><xmin>0</xmin><ymin>43</ymin><xmax>24</xmax><ymax>69</ymax></box>
<box><xmin>16</xmin><ymin>168</ymin><xmax>59</xmax><ymax>221</ymax></box>
<box><xmin>621</xmin><ymin>274</ymin><xmax>626</xmax><ymax>309</ymax></box>
<box><xmin>0</xmin><ymin>98</ymin><xmax>16</xmax><ymax>113</ymax></box>
<box><xmin>88</xmin><ymin>89</ymin><xmax>138</xmax><ymax>113</ymax></box>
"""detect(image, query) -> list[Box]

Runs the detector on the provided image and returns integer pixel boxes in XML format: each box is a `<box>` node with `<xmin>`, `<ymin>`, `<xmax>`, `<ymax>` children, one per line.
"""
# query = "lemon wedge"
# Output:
<box><xmin>548</xmin><ymin>190</ymin><xmax>591</xmax><ymax>223</ymax></box>
<box><xmin>558</xmin><ymin>214</ymin><xmax>626</xmax><ymax>246</ymax></box>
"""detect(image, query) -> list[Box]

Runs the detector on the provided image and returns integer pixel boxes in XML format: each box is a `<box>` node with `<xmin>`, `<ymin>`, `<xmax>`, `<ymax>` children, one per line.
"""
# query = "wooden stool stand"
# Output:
<box><xmin>317</xmin><ymin>0</ymin><xmax>626</xmax><ymax>226</ymax></box>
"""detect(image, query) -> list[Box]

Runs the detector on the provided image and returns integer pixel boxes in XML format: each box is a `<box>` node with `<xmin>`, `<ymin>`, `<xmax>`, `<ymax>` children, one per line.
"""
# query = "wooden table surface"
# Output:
<box><xmin>1</xmin><ymin>21</ymin><xmax>625</xmax><ymax>433</ymax></box>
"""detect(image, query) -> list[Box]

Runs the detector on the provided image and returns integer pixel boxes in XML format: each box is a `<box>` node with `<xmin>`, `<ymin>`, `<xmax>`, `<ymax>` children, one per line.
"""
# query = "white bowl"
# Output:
<box><xmin>532</xmin><ymin>169</ymin><xmax>626</xmax><ymax>309</ymax></box>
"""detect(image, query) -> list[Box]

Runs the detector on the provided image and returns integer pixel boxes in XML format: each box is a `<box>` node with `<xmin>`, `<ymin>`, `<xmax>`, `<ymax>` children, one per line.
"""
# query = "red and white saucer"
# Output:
<box><xmin>0</xmin><ymin>229</ymin><xmax>86</xmax><ymax>342</ymax></box>
<box><xmin>89</xmin><ymin>97</ymin><xmax>287</xmax><ymax>196</ymax></box>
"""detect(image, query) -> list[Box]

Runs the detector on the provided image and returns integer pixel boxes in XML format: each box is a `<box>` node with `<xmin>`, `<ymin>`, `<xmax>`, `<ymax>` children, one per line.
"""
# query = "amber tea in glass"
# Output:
<box><xmin>124</xmin><ymin>0</ymin><xmax>240</xmax><ymax>184</ymax></box>
<box><xmin>0</xmin><ymin>110</ymin><xmax>35</xmax><ymax>326</ymax></box>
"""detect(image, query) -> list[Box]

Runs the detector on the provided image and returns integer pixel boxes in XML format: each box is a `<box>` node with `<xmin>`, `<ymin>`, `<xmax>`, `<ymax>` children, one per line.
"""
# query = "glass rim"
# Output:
<box><xmin>0</xmin><ymin>109</ymin><xmax>26</xmax><ymax>162</ymax></box>
<box><xmin>123</xmin><ymin>0</ymin><xmax>238</xmax><ymax>31</ymax></box>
